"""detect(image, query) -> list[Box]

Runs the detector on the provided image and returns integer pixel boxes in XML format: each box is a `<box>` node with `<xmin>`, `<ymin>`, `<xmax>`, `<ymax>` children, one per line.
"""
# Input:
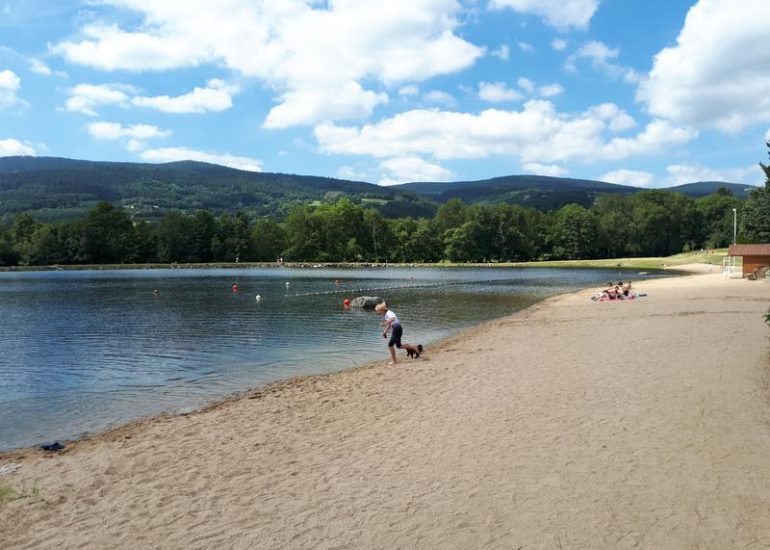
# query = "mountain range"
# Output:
<box><xmin>0</xmin><ymin>156</ymin><xmax>756</xmax><ymax>223</ymax></box>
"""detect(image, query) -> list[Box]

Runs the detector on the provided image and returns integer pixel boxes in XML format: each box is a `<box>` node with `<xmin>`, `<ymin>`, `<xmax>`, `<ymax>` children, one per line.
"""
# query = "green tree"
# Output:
<box><xmin>157</xmin><ymin>211</ymin><xmax>195</xmax><ymax>263</ymax></box>
<box><xmin>743</xmin><ymin>143</ymin><xmax>770</xmax><ymax>242</ymax></box>
<box><xmin>250</xmin><ymin>218</ymin><xmax>286</xmax><ymax>261</ymax></box>
<box><xmin>213</xmin><ymin>212</ymin><xmax>251</xmax><ymax>262</ymax></box>
<box><xmin>548</xmin><ymin>204</ymin><xmax>598</xmax><ymax>260</ymax></box>
<box><xmin>81</xmin><ymin>202</ymin><xmax>135</xmax><ymax>263</ymax></box>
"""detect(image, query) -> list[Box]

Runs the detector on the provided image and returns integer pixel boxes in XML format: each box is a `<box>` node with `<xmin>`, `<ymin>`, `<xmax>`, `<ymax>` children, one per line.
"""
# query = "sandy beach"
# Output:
<box><xmin>2</xmin><ymin>267</ymin><xmax>770</xmax><ymax>549</ymax></box>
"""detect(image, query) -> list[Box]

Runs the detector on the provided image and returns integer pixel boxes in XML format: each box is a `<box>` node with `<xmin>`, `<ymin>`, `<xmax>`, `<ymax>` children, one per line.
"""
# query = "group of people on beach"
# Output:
<box><xmin>593</xmin><ymin>281</ymin><xmax>635</xmax><ymax>302</ymax></box>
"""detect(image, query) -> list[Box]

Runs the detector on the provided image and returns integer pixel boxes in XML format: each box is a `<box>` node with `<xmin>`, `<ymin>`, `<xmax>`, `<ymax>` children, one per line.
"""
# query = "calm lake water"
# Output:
<box><xmin>0</xmin><ymin>266</ymin><xmax>663</xmax><ymax>451</ymax></box>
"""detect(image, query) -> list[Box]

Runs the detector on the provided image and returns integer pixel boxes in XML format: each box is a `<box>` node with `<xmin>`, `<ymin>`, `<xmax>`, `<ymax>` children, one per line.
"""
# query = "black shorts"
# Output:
<box><xmin>388</xmin><ymin>324</ymin><xmax>403</xmax><ymax>348</ymax></box>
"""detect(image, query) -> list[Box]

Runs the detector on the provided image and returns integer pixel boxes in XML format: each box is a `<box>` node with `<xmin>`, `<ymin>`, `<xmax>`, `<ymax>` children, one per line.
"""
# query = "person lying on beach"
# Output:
<box><xmin>375</xmin><ymin>302</ymin><xmax>423</xmax><ymax>365</ymax></box>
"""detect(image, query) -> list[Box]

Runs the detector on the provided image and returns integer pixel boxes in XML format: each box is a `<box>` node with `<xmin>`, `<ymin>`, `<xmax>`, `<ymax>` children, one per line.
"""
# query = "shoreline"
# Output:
<box><xmin>0</xmin><ymin>265</ymin><xmax>682</xmax><ymax>455</ymax></box>
<box><xmin>2</xmin><ymin>265</ymin><xmax>769</xmax><ymax>548</ymax></box>
<box><xmin>0</xmin><ymin>271</ymin><xmax>612</xmax><ymax>458</ymax></box>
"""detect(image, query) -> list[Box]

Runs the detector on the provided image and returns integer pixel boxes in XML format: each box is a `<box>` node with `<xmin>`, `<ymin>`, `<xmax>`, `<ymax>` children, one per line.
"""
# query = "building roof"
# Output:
<box><xmin>728</xmin><ymin>244</ymin><xmax>770</xmax><ymax>256</ymax></box>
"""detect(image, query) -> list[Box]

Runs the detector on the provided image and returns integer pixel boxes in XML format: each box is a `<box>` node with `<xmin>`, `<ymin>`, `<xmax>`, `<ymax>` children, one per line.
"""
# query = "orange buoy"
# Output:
<box><xmin>343</xmin><ymin>298</ymin><xmax>350</xmax><ymax>306</ymax></box>
<box><xmin>232</xmin><ymin>284</ymin><xmax>239</xmax><ymax>292</ymax></box>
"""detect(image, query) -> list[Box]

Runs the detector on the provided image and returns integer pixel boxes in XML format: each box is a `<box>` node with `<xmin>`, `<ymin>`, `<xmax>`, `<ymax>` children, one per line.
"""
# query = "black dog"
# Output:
<box><xmin>405</xmin><ymin>344</ymin><xmax>424</xmax><ymax>359</ymax></box>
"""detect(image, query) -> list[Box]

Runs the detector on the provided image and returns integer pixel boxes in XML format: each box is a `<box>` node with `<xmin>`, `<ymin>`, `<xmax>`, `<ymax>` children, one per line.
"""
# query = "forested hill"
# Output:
<box><xmin>0</xmin><ymin>156</ymin><xmax>751</xmax><ymax>223</ymax></box>
<box><xmin>0</xmin><ymin>156</ymin><xmax>436</xmax><ymax>222</ymax></box>
<box><xmin>391</xmin><ymin>175</ymin><xmax>754</xmax><ymax>207</ymax></box>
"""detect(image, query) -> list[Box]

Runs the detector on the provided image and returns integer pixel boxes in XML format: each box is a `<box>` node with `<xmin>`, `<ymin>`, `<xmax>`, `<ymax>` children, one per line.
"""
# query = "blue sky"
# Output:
<box><xmin>1</xmin><ymin>0</ymin><xmax>769</xmax><ymax>188</ymax></box>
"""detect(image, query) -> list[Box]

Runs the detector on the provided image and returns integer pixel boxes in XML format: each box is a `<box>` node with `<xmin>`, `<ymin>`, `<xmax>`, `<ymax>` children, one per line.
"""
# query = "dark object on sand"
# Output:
<box><xmin>350</xmin><ymin>296</ymin><xmax>384</xmax><ymax>309</ymax></box>
<box><xmin>39</xmin><ymin>441</ymin><xmax>65</xmax><ymax>452</ymax></box>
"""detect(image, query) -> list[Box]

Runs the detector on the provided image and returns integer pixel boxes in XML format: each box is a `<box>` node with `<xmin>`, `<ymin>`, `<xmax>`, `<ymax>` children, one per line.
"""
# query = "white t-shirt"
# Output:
<box><xmin>384</xmin><ymin>309</ymin><xmax>400</xmax><ymax>326</ymax></box>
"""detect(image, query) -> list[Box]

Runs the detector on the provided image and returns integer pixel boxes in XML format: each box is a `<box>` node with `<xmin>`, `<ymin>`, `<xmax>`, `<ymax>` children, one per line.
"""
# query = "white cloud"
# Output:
<box><xmin>489</xmin><ymin>0</ymin><xmax>600</xmax><ymax>30</ymax></box>
<box><xmin>398</xmin><ymin>85</ymin><xmax>420</xmax><ymax>97</ymax></box>
<box><xmin>478</xmin><ymin>82</ymin><xmax>523</xmax><ymax>102</ymax></box>
<box><xmin>638</xmin><ymin>0</ymin><xmax>770</xmax><ymax>133</ymax></box>
<box><xmin>131</xmin><ymin>79</ymin><xmax>237</xmax><ymax>113</ymax></box>
<box><xmin>314</xmin><ymin>100</ymin><xmax>690</xmax><ymax>165</ymax></box>
<box><xmin>517</xmin><ymin>77</ymin><xmax>535</xmax><ymax>94</ymax></box>
<box><xmin>337</xmin><ymin>165</ymin><xmax>371</xmax><ymax>182</ymax></box>
<box><xmin>64</xmin><ymin>83</ymin><xmax>133</xmax><ymax>116</ymax></box>
<box><xmin>665</xmin><ymin>163</ymin><xmax>763</xmax><ymax>186</ymax></box>
<box><xmin>0</xmin><ymin>69</ymin><xmax>26</xmax><ymax>110</ymax></box>
<box><xmin>566</xmin><ymin>41</ymin><xmax>640</xmax><ymax>83</ymax></box>
<box><xmin>53</xmin><ymin>0</ymin><xmax>484</xmax><ymax>128</ymax></box>
<box><xmin>140</xmin><ymin>147</ymin><xmax>263</xmax><ymax>172</ymax></box>
<box><xmin>0</xmin><ymin>70</ymin><xmax>20</xmax><ymax>91</ymax></box>
<box><xmin>0</xmin><ymin>138</ymin><xmax>35</xmax><ymax>156</ymax></box>
<box><xmin>517</xmin><ymin>41</ymin><xmax>534</xmax><ymax>53</ymax></box>
<box><xmin>765</xmin><ymin>128</ymin><xmax>770</xmax><ymax>142</ymax></box>
<box><xmin>522</xmin><ymin>162</ymin><xmax>568</xmax><ymax>177</ymax></box>
<box><xmin>29</xmin><ymin>59</ymin><xmax>65</xmax><ymax>78</ymax></box>
<box><xmin>423</xmin><ymin>90</ymin><xmax>455</xmax><ymax>107</ymax></box>
<box><xmin>551</xmin><ymin>38</ymin><xmax>568</xmax><ymax>51</ymax></box>
<box><xmin>538</xmin><ymin>83</ymin><xmax>563</xmax><ymax>98</ymax></box>
<box><xmin>378</xmin><ymin>156</ymin><xmax>454</xmax><ymax>185</ymax></box>
<box><xmin>491</xmin><ymin>44</ymin><xmax>510</xmax><ymax>60</ymax></box>
<box><xmin>87</xmin><ymin>121</ymin><xmax>171</xmax><ymax>152</ymax></box>
<box><xmin>29</xmin><ymin>59</ymin><xmax>53</xmax><ymax>76</ymax></box>
<box><xmin>87</xmin><ymin>121</ymin><xmax>171</xmax><ymax>140</ymax></box>
<box><xmin>600</xmin><ymin>169</ymin><xmax>655</xmax><ymax>187</ymax></box>
<box><xmin>263</xmin><ymin>82</ymin><xmax>388</xmax><ymax>129</ymax></box>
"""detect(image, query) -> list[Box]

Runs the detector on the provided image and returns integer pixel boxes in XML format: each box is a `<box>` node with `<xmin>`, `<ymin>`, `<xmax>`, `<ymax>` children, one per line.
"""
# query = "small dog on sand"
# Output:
<box><xmin>405</xmin><ymin>344</ymin><xmax>424</xmax><ymax>359</ymax></box>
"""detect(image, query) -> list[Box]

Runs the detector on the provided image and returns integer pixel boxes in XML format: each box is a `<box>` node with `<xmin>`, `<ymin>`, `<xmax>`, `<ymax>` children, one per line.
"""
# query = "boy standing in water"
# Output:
<box><xmin>375</xmin><ymin>302</ymin><xmax>423</xmax><ymax>365</ymax></box>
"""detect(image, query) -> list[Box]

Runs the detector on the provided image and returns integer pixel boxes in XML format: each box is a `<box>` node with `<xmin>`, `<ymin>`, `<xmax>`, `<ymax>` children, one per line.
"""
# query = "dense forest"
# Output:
<box><xmin>1</xmin><ymin>183</ymin><xmax>768</xmax><ymax>267</ymax></box>
<box><xmin>1</xmin><ymin>147</ymin><xmax>768</xmax><ymax>267</ymax></box>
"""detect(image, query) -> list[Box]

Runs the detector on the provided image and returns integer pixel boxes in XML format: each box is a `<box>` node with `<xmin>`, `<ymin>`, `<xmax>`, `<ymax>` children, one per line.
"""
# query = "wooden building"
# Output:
<box><xmin>727</xmin><ymin>244</ymin><xmax>770</xmax><ymax>278</ymax></box>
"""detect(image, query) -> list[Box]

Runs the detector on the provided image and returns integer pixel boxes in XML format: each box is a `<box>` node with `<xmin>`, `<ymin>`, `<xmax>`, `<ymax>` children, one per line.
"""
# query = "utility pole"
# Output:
<box><xmin>733</xmin><ymin>208</ymin><xmax>737</xmax><ymax>244</ymax></box>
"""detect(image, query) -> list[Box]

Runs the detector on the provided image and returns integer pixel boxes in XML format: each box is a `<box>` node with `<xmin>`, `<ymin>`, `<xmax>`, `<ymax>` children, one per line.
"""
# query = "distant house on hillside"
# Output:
<box><xmin>727</xmin><ymin>244</ymin><xmax>770</xmax><ymax>278</ymax></box>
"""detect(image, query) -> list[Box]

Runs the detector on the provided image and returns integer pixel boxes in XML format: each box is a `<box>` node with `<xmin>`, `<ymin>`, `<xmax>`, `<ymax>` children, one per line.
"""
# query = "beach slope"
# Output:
<box><xmin>2</xmin><ymin>271</ymin><xmax>770</xmax><ymax>549</ymax></box>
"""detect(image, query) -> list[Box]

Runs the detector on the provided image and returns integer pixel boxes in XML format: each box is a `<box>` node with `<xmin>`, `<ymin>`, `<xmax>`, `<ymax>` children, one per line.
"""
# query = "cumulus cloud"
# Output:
<box><xmin>87</xmin><ymin>121</ymin><xmax>171</xmax><ymax>151</ymax></box>
<box><xmin>522</xmin><ymin>162</ymin><xmax>568</xmax><ymax>177</ymax></box>
<box><xmin>489</xmin><ymin>0</ymin><xmax>600</xmax><ymax>30</ymax></box>
<box><xmin>0</xmin><ymin>138</ymin><xmax>35</xmax><ymax>156</ymax></box>
<box><xmin>140</xmin><ymin>147</ymin><xmax>262</xmax><ymax>172</ymax></box>
<box><xmin>491</xmin><ymin>45</ymin><xmax>510</xmax><ymax>60</ymax></box>
<box><xmin>314</xmin><ymin>100</ymin><xmax>689</xmax><ymax>165</ymax></box>
<box><xmin>0</xmin><ymin>69</ymin><xmax>26</xmax><ymax>110</ymax></box>
<box><xmin>52</xmin><ymin>0</ymin><xmax>484</xmax><ymax>128</ymax></box>
<box><xmin>132</xmin><ymin>79</ymin><xmax>237</xmax><ymax>113</ymax></box>
<box><xmin>638</xmin><ymin>0</ymin><xmax>770</xmax><ymax>133</ymax></box>
<box><xmin>398</xmin><ymin>85</ymin><xmax>420</xmax><ymax>97</ymax></box>
<box><xmin>517</xmin><ymin>77</ymin><xmax>535</xmax><ymax>94</ymax></box>
<box><xmin>423</xmin><ymin>90</ymin><xmax>455</xmax><ymax>107</ymax></box>
<box><xmin>517</xmin><ymin>41</ymin><xmax>534</xmax><ymax>53</ymax></box>
<box><xmin>64</xmin><ymin>83</ymin><xmax>134</xmax><ymax>115</ymax></box>
<box><xmin>378</xmin><ymin>156</ymin><xmax>454</xmax><ymax>186</ymax></box>
<box><xmin>87</xmin><ymin>121</ymin><xmax>171</xmax><ymax>140</ymax></box>
<box><xmin>478</xmin><ymin>82</ymin><xmax>523</xmax><ymax>103</ymax></box>
<box><xmin>600</xmin><ymin>169</ymin><xmax>655</xmax><ymax>187</ymax></box>
<box><xmin>263</xmin><ymin>82</ymin><xmax>388</xmax><ymax>129</ymax></box>
<box><xmin>29</xmin><ymin>59</ymin><xmax>52</xmax><ymax>76</ymax></box>
<box><xmin>565</xmin><ymin>41</ymin><xmax>640</xmax><ymax>83</ymax></box>
<box><xmin>538</xmin><ymin>83</ymin><xmax>564</xmax><ymax>98</ymax></box>
<box><xmin>551</xmin><ymin>38</ymin><xmax>568</xmax><ymax>51</ymax></box>
<box><xmin>665</xmin><ymin>163</ymin><xmax>763</xmax><ymax>186</ymax></box>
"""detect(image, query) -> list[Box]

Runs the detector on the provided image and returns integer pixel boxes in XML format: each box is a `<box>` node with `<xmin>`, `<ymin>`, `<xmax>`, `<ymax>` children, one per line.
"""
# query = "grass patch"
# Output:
<box><xmin>0</xmin><ymin>480</ymin><xmax>38</xmax><ymax>505</ymax></box>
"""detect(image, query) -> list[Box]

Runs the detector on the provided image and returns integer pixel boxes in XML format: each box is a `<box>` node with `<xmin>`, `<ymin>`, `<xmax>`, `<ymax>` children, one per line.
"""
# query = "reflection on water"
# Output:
<box><xmin>0</xmin><ymin>266</ymin><xmax>662</xmax><ymax>450</ymax></box>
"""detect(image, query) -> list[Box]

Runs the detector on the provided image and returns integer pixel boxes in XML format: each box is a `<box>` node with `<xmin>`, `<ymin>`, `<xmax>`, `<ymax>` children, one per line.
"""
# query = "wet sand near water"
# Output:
<box><xmin>2</xmin><ymin>266</ymin><xmax>770</xmax><ymax>549</ymax></box>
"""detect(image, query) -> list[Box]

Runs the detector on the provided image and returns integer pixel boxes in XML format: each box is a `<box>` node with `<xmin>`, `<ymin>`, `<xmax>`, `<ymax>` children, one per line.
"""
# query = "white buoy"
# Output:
<box><xmin>285</xmin><ymin>281</ymin><xmax>290</xmax><ymax>286</ymax></box>
<box><xmin>255</xmin><ymin>294</ymin><xmax>261</xmax><ymax>301</ymax></box>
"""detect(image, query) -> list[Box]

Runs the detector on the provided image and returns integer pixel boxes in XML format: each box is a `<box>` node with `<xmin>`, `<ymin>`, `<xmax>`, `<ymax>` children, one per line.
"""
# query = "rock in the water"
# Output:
<box><xmin>350</xmin><ymin>296</ymin><xmax>384</xmax><ymax>309</ymax></box>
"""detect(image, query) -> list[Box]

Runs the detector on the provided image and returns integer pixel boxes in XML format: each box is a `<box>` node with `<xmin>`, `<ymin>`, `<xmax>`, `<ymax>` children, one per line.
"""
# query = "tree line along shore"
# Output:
<box><xmin>1</xmin><ymin>155</ymin><xmax>768</xmax><ymax>268</ymax></box>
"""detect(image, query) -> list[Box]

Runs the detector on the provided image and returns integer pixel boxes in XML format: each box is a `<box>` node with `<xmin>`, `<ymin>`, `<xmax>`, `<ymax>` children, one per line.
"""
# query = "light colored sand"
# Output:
<box><xmin>2</xmin><ymin>270</ymin><xmax>770</xmax><ymax>549</ymax></box>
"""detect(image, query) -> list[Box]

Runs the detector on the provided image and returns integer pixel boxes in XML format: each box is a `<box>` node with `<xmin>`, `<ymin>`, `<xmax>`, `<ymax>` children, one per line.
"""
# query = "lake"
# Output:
<box><xmin>0</xmin><ymin>266</ymin><xmax>661</xmax><ymax>451</ymax></box>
